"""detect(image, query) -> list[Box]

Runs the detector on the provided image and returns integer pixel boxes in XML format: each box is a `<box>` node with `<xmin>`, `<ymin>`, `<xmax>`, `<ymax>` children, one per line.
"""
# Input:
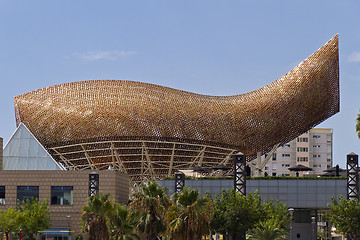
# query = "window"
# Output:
<box><xmin>327</xmin><ymin>158</ymin><xmax>331</xmax><ymax>162</ymax></box>
<box><xmin>313</xmin><ymin>145</ymin><xmax>321</xmax><ymax>148</ymax></box>
<box><xmin>283</xmin><ymin>144</ymin><xmax>291</xmax><ymax>148</ymax></box>
<box><xmin>282</xmin><ymin>153</ymin><xmax>290</xmax><ymax>157</ymax></box>
<box><xmin>297</xmin><ymin>147</ymin><xmax>308</xmax><ymax>152</ymax></box>
<box><xmin>313</xmin><ymin>154</ymin><xmax>321</xmax><ymax>158</ymax></box>
<box><xmin>272</xmin><ymin>173</ymin><xmax>277</xmax><ymax>176</ymax></box>
<box><xmin>313</xmin><ymin>164</ymin><xmax>322</xmax><ymax>168</ymax></box>
<box><xmin>0</xmin><ymin>186</ymin><xmax>5</xmax><ymax>205</ymax></box>
<box><xmin>51</xmin><ymin>186</ymin><xmax>73</xmax><ymax>205</ymax></box>
<box><xmin>17</xmin><ymin>186</ymin><xmax>39</xmax><ymax>203</ymax></box>
<box><xmin>297</xmin><ymin>137</ymin><xmax>308</xmax><ymax>142</ymax></box>
<box><xmin>265</xmin><ymin>167</ymin><xmax>269</xmax><ymax>170</ymax></box>
<box><xmin>272</xmin><ymin>153</ymin><xmax>277</xmax><ymax>161</ymax></box>
<box><xmin>297</xmin><ymin>157</ymin><xmax>308</xmax><ymax>162</ymax></box>
<box><xmin>282</xmin><ymin>164</ymin><xmax>290</xmax><ymax>167</ymax></box>
<box><xmin>313</xmin><ymin>135</ymin><xmax>321</xmax><ymax>139</ymax></box>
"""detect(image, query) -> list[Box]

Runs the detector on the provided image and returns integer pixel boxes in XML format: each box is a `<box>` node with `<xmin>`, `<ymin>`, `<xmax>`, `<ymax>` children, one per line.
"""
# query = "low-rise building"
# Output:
<box><xmin>0</xmin><ymin>137</ymin><xmax>129</xmax><ymax>239</ymax></box>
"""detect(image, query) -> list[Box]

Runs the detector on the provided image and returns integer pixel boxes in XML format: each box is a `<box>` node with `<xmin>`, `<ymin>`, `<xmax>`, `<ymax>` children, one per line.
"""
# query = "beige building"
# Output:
<box><xmin>251</xmin><ymin>128</ymin><xmax>333</xmax><ymax>176</ymax></box>
<box><xmin>0</xmin><ymin>136</ymin><xmax>129</xmax><ymax>239</ymax></box>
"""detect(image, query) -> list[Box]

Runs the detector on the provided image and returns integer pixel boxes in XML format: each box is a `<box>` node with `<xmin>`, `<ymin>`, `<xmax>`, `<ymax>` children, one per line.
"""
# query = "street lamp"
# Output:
<box><xmin>311</xmin><ymin>216</ymin><xmax>316</xmax><ymax>240</ymax></box>
<box><xmin>288</xmin><ymin>208</ymin><xmax>294</xmax><ymax>240</ymax></box>
<box><xmin>67</xmin><ymin>215</ymin><xmax>71</xmax><ymax>228</ymax></box>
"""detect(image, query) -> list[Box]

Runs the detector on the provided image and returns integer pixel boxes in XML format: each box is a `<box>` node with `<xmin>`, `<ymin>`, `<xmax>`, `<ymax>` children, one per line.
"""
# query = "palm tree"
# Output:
<box><xmin>165</xmin><ymin>187</ymin><xmax>214</xmax><ymax>240</ymax></box>
<box><xmin>356</xmin><ymin>113</ymin><xmax>360</xmax><ymax>138</ymax></box>
<box><xmin>248</xmin><ymin>219</ymin><xmax>288</xmax><ymax>240</ymax></box>
<box><xmin>129</xmin><ymin>181</ymin><xmax>172</xmax><ymax>240</ymax></box>
<box><xmin>81</xmin><ymin>193</ymin><xmax>113</xmax><ymax>240</ymax></box>
<box><xmin>108</xmin><ymin>203</ymin><xmax>139</xmax><ymax>240</ymax></box>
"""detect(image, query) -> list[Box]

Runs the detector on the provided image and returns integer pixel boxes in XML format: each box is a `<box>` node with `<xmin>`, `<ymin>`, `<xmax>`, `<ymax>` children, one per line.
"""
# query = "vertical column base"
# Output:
<box><xmin>175</xmin><ymin>172</ymin><xmax>185</xmax><ymax>193</ymax></box>
<box><xmin>234</xmin><ymin>153</ymin><xmax>246</xmax><ymax>195</ymax></box>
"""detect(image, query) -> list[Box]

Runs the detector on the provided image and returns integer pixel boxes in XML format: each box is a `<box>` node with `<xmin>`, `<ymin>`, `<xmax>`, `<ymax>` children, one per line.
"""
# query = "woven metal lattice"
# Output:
<box><xmin>14</xmin><ymin>35</ymin><xmax>339</xmax><ymax>179</ymax></box>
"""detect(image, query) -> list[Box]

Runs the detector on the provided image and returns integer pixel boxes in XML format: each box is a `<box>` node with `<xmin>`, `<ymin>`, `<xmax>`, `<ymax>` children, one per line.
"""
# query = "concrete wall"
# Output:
<box><xmin>158</xmin><ymin>178</ymin><xmax>347</xmax><ymax>208</ymax></box>
<box><xmin>0</xmin><ymin>170</ymin><xmax>129</xmax><ymax>238</ymax></box>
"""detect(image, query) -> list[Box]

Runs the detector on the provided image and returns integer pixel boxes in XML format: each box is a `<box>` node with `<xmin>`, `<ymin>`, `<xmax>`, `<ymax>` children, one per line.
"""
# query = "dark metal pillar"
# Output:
<box><xmin>234</xmin><ymin>153</ymin><xmax>246</xmax><ymax>195</ymax></box>
<box><xmin>347</xmin><ymin>152</ymin><xmax>359</xmax><ymax>200</ymax></box>
<box><xmin>89</xmin><ymin>173</ymin><xmax>99</xmax><ymax>197</ymax></box>
<box><xmin>311</xmin><ymin>216</ymin><xmax>316</xmax><ymax>240</ymax></box>
<box><xmin>175</xmin><ymin>172</ymin><xmax>185</xmax><ymax>193</ymax></box>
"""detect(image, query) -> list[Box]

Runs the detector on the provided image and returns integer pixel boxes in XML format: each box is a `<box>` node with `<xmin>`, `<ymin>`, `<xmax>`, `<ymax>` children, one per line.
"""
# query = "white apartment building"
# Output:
<box><xmin>250</xmin><ymin>128</ymin><xmax>333</xmax><ymax>176</ymax></box>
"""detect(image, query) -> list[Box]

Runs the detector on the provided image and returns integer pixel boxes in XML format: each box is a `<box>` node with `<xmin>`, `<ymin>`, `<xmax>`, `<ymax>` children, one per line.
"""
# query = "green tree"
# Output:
<box><xmin>356</xmin><ymin>113</ymin><xmax>360</xmax><ymax>138</ymax></box>
<box><xmin>108</xmin><ymin>203</ymin><xmax>139</xmax><ymax>240</ymax></box>
<box><xmin>262</xmin><ymin>200</ymin><xmax>291</xmax><ymax>229</ymax></box>
<box><xmin>17</xmin><ymin>198</ymin><xmax>51</xmax><ymax>240</ymax></box>
<box><xmin>248</xmin><ymin>218</ymin><xmax>288</xmax><ymax>240</ymax></box>
<box><xmin>0</xmin><ymin>208</ymin><xmax>20</xmax><ymax>238</ymax></box>
<box><xmin>211</xmin><ymin>189</ymin><xmax>264</xmax><ymax>240</ymax></box>
<box><xmin>165</xmin><ymin>187</ymin><xmax>213</xmax><ymax>240</ymax></box>
<box><xmin>81</xmin><ymin>193</ymin><xmax>113</xmax><ymax>240</ymax></box>
<box><xmin>129</xmin><ymin>181</ymin><xmax>172</xmax><ymax>240</ymax></box>
<box><xmin>326</xmin><ymin>196</ymin><xmax>360</xmax><ymax>239</ymax></box>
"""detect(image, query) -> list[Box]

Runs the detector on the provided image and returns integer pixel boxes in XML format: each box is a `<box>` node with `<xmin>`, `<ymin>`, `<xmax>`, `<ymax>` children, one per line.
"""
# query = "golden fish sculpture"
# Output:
<box><xmin>13</xmin><ymin>35</ymin><xmax>339</xmax><ymax>179</ymax></box>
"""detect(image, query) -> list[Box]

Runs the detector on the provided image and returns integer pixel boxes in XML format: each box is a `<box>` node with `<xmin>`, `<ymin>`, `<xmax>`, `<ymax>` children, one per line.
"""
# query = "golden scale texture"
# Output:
<box><xmin>14</xmin><ymin>35</ymin><xmax>339</xmax><ymax>181</ymax></box>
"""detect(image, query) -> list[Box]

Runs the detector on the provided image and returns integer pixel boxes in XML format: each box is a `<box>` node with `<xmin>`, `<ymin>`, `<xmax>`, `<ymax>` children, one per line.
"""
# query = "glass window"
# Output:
<box><xmin>51</xmin><ymin>186</ymin><xmax>73</xmax><ymax>205</ymax></box>
<box><xmin>0</xmin><ymin>186</ymin><xmax>5</xmax><ymax>205</ymax></box>
<box><xmin>297</xmin><ymin>138</ymin><xmax>308</xmax><ymax>142</ymax></box>
<box><xmin>297</xmin><ymin>147</ymin><xmax>308</xmax><ymax>152</ymax></box>
<box><xmin>297</xmin><ymin>157</ymin><xmax>308</xmax><ymax>162</ymax></box>
<box><xmin>17</xmin><ymin>186</ymin><xmax>39</xmax><ymax>203</ymax></box>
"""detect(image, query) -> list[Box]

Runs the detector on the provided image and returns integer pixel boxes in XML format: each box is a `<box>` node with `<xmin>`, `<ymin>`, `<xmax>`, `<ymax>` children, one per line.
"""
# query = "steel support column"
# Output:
<box><xmin>89</xmin><ymin>173</ymin><xmax>99</xmax><ymax>197</ymax></box>
<box><xmin>347</xmin><ymin>152</ymin><xmax>359</xmax><ymax>200</ymax></box>
<box><xmin>234</xmin><ymin>153</ymin><xmax>246</xmax><ymax>195</ymax></box>
<box><xmin>175</xmin><ymin>172</ymin><xmax>185</xmax><ymax>193</ymax></box>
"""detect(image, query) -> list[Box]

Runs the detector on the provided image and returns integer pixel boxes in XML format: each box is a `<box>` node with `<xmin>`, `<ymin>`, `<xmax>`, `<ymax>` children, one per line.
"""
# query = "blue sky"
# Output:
<box><xmin>1</xmin><ymin>1</ymin><xmax>360</xmax><ymax>168</ymax></box>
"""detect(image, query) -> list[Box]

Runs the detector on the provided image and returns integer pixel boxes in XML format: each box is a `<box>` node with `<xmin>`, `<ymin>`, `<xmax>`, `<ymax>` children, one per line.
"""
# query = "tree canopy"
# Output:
<box><xmin>211</xmin><ymin>189</ymin><xmax>264</xmax><ymax>239</ymax></box>
<box><xmin>211</xmin><ymin>189</ymin><xmax>290</xmax><ymax>240</ymax></box>
<box><xmin>165</xmin><ymin>187</ymin><xmax>213</xmax><ymax>240</ymax></box>
<box><xmin>248</xmin><ymin>218</ymin><xmax>288</xmax><ymax>240</ymax></box>
<box><xmin>81</xmin><ymin>193</ymin><xmax>113</xmax><ymax>240</ymax></box>
<box><xmin>129</xmin><ymin>181</ymin><xmax>172</xmax><ymax>240</ymax></box>
<box><xmin>356</xmin><ymin>114</ymin><xmax>360</xmax><ymax>138</ymax></box>
<box><xmin>0</xmin><ymin>198</ymin><xmax>50</xmax><ymax>240</ymax></box>
<box><xmin>326</xmin><ymin>196</ymin><xmax>360</xmax><ymax>239</ymax></box>
<box><xmin>107</xmin><ymin>203</ymin><xmax>139</xmax><ymax>240</ymax></box>
<box><xmin>81</xmin><ymin>184</ymin><xmax>291</xmax><ymax>240</ymax></box>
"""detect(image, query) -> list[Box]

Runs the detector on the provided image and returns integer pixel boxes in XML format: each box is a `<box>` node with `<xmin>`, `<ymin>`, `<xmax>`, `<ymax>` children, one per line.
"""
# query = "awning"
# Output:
<box><xmin>38</xmin><ymin>229</ymin><xmax>70</xmax><ymax>235</ymax></box>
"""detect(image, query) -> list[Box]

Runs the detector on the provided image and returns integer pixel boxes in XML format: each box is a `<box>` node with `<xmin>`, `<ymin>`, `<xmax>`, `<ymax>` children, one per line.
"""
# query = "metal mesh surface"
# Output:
<box><xmin>14</xmin><ymin>35</ymin><xmax>339</xmax><ymax>179</ymax></box>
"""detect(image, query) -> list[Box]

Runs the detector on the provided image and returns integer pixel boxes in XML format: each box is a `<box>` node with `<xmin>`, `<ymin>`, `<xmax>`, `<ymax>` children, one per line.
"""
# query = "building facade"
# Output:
<box><xmin>251</xmin><ymin>128</ymin><xmax>333</xmax><ymax>176</ymax></box>
<box><xmin>0</xmin><ymin>169</ymin><xmax>129</xmax><ymax>239</ymax></box>
<box><xmin>0</xmin><ymin>137</ymin><xmax>129</xmax><ymax>239</ymax></box>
